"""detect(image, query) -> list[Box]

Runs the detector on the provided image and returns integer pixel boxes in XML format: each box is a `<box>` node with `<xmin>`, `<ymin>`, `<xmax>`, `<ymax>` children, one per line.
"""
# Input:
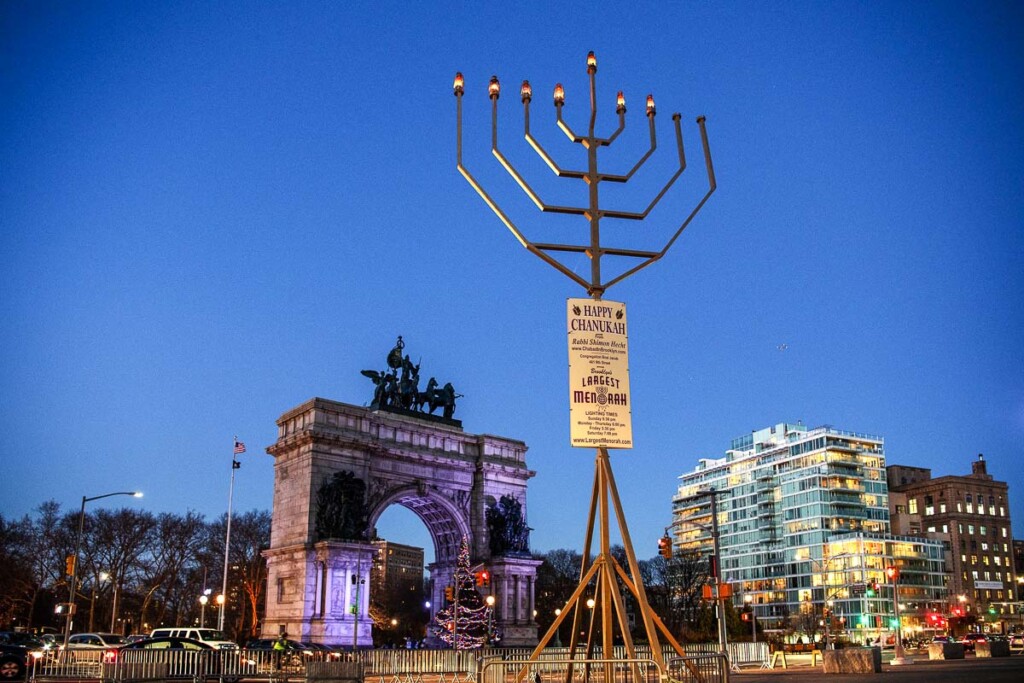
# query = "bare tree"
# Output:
<box><xmin>89</xmin><ymin>508</ymin><xmax>157</xmax><ymax>634</ymax></box>
<box><xmin>0</xmin><ymin>514</ymin><xmax>32</xmax><ymax>628</ymax></box>
<box><xmin>648</xmin><ymin>548</ymin><xmax>712</xmax><ymax>640</ymax></box>
<box><xmin>136</xmin><ymin>511</ymin><xmax>208</xmax><ymax>630</ymax></box>
<box><xmin>534</xmin><ymin>549</ymin><xmax>585</xmax><ymax>644</ymax></box>
<box><xmin>208</xmin><ymin>510</ymin><xmax>270</xmax><ymax>641</ymax></box>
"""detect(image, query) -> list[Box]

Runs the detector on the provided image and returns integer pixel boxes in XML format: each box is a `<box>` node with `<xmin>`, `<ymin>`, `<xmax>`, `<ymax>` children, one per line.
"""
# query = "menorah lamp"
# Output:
<box><xmin>454</xmin><ymin>51</ymin><xmax>715</xmax><ymax>299</ymax></box>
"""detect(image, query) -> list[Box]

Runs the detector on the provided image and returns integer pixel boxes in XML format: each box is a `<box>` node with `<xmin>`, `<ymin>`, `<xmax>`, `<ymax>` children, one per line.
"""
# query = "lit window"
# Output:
<box><xmin>908</xmin><ymin>499</ymin><xmax>918</xmax><ymax>514</ymax></box>
<box><xmin>939</xmin><ymin>503</ymin><xmax>947</xmax><ymax>513</ymax></box>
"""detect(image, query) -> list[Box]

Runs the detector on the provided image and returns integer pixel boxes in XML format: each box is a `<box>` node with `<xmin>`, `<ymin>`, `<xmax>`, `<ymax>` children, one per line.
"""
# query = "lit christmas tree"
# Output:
<box><xmin>431</xmin><ymin>536</ymin><xmax>496</xmax><ymax>649</ymax></box>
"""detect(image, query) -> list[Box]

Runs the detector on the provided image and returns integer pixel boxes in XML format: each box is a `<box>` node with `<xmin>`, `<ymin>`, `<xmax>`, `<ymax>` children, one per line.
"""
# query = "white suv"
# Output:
<box><xmin>148</xmin><ymin>628</ymin><xmax>237</xmax><ymax>649</ymax></box>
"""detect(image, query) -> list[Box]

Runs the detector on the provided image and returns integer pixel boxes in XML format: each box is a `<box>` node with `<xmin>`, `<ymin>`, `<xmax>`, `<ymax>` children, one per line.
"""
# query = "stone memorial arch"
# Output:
<box><xmin>262</xmin><ymin>341</ymin><xmax>540</xmax><ymax>647</ymax></box>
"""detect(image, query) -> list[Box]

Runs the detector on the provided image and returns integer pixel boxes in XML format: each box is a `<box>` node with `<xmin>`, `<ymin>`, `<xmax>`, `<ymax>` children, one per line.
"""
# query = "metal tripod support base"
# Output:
<box><xmin>516</xmin><ymin>449</ymin><xmax>699</xmax><ymax>682</ymax></box>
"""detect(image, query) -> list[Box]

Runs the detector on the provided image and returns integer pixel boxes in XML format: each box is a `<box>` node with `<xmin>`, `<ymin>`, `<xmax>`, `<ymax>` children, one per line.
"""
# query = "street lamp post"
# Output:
<box><xmin>888</xmin><ymin>566</ymin><xmax>910</xmax><ymax>665</ymax></box>
<box><xmin>485</xmin><ymin>595</ymin><xmax>496</xmax><ymax>646</ymax></box>
<box><xmin>215</xmin><ymin>594</ymin><xmax>225</xmax><ymax>631</ymax></box>
<box><xmin>199</xmin><ymin>590</ymin><xmax>211</xmax><ymax>628</ymax></box>
<box><xmin>744</xmin><ymin>594</ymin><xmax>756</xmax><ymax>645</ymax></box>
<box><xmin>88</xmin><ymin>572</ymin><xmax>109</xmax><ymax>633</ymax></box>
<box><xmin>62</xmin><ymin>491</ymin><xmax>142</xmax><ymax>652</ymax></box>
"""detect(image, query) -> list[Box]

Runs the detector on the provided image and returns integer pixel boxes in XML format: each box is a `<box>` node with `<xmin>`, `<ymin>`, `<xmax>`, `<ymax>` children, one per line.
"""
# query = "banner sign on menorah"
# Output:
<box><xmin>567</xmin><ymin>298</ymin><xmax>632</xmax><ymax>449</ymax></box>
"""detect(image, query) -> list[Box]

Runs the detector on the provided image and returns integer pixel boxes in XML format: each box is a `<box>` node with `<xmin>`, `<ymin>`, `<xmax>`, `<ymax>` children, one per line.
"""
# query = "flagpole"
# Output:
<box><xmin>219</xmin><ymin>437</ymin><xmax>243</xmax><ymax>631</ymax></box>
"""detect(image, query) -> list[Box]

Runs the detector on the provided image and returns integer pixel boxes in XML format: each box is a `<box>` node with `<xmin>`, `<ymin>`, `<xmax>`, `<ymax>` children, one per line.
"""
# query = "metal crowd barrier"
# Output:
<box><xmin>27</xmin><ymin>644</ymin><xmax>736</xmax><ymax>683</ymax></box>
<box><xmin>479</xmin><ymin>657</ymin><xmax>662</xmax><ymax>683</ymax></box>
<box><xmin>666</xmin><ymin>655</ymin><xmax>729</xmax><ymax>683</ymax></box>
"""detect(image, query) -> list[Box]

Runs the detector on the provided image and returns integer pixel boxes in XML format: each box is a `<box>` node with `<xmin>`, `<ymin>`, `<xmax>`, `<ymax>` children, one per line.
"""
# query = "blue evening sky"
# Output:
<box><xmin>2</xmin><ymin>1</ymin><xmax>1022</xmax><ymax>564</ymax></box>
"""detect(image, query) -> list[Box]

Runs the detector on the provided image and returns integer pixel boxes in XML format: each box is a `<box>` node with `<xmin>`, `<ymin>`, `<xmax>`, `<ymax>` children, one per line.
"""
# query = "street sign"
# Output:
<box><xmin>851</xmin><ymin>582</ymin><xmax>866</xmax><ymax>596</ymax></box>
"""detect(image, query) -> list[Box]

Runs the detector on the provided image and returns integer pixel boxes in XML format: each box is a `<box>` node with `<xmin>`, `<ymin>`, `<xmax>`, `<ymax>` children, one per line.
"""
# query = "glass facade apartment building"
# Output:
<box><xmin>672</xmin><ymin>422</ymin><xmax>947</xmax><ymax>641</ymax></box>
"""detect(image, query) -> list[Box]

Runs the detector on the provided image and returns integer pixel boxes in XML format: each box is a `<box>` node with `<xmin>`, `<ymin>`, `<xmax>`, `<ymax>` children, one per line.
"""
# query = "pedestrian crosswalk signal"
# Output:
<box><xmin>445</xmin><ymin>586</ymin><xmax>454</xmax><ymax>602</ymax></box>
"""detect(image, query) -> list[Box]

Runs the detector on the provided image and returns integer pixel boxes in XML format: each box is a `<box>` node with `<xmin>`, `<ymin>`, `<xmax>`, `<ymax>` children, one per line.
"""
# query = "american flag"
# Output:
<box><xmin>234</xmin><ymin>440</ymin><xmax>246</xmax><ymax>454</ymax></box>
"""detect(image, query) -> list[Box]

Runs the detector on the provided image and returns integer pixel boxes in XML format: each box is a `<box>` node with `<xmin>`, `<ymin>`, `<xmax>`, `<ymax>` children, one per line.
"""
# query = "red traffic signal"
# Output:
<box><xmin>885</xmin><ymin>565</ymin><xmax>900</xmax><ymax>581</ymax></box>
<box><xmin>741</xmin><ymin>612</ymin><xmax>751</xmax><ymax>622</ymax></box>
<box><xmin>476</xmin><ymin>570</ymin><xmax>490</xmax><ymax>587</ymax></box>
<box><xmin>658</xmin><ymin>535</ymin><xmax>672</xmax><ymax>560</ymax></box>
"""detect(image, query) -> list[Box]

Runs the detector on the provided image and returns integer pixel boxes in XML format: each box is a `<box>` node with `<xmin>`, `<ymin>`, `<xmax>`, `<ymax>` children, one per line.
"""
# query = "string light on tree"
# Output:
<box><xmin>431</xmin><ymin>536</ymin><xmax>496</xmax><ymax>649</ymax></box>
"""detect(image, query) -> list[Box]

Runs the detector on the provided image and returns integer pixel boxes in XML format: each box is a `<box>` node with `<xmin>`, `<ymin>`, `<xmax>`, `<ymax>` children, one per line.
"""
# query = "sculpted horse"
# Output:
<box><xmin>415</xmin><ymin>378</ymin><xmax>440</xmax><ymax>413</ymax></box>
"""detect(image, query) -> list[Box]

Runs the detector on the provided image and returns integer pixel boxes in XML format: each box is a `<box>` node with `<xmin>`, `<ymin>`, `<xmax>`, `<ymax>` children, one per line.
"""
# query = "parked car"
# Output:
<box><xmin>112</xmin><ymin>636</ymin><xmax>239</xmax><ymax>682</ymax></box>
<box><xmin>1009</xmin><ymin>634</ymin><xmax>1024</xmax><ymax>652</ymax></box>
<box><xmin>67</xmin><ymin>633</ymin><xmax>129</xmax><ymax>649</ymax></box>
<box><xmin>0</xmin><ymin>644</ymin><xmax>29</xmax><ymax>680</ymax></box>
<box><xmin>149</xmin><ymin>628</ymin><xmax>237</xmax><ymax>650</ymax></box>
<box><xmin>961</xmin><ymin>632</ymin><xmax>987</xmax><ymax>652</ymax></box>
<box><xmin>244</xmin><ymin>638</ymin><xmax>313</xmax><ymax>655</ymax></box>
<box><xmin>299</xmin><ymin>642</ymin><xmax>347</xmax><ymax>660</ymax></box>
<box><xmin>244</xmin><ymin>638</ymin><xmax>318</xmax><ymax>667</ymax></box>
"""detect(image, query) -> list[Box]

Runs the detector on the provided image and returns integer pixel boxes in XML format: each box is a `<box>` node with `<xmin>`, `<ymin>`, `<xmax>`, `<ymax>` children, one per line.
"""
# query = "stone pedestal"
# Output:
<box><xmin>927</xmin><ymin>642</ymin><xmax>964</xmax><ymax>659</ymax></box>
<box><xmin>487</xmin><ymin>555</ymin><xmax>543</xmax><ymax>647</ymax></box>
<box><xmin>975</xmin><ymin>640</ymin><xmax>1010</xmax><ymax>657</ymax></box>
<box><xmin>263</xmin><ymin>541</ymin><xmax>375</xmax><ymax>648</ymax></box>
<box><xmin>822</xmin><ymin>647</ymin><xmax>882</xmax><ymax>673</ymax></box>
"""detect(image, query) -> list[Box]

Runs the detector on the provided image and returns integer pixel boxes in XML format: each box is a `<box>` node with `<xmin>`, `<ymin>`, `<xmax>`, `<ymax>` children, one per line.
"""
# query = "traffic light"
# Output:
<box><xmin>658</xmin><ymin>535</ymin><xmax>672</xmax><ymax>560</ymax></box>
<box><xmin>445</xmin><ymin>586</ymin><xmax>454</xmax><ymax>601</ymax></box>
<box><xmin>866</xmin><ymin>581</ymin><xmax>876</xmax><ymax>597</ymax></box>
<box><xmin>65</xmin><ymin>554</ymin><xmax>76</xmax><ymax>577</ymax></box>
<box><xmin>885</xmin><ymin>565</ymin><xmax>900</xmax><ymax>582</ymax></box>
<box><xmin>476</xmin><ymin>570</ymin><xmax>491</xmax><ymax>587</ymax></box>
<box><xmin>741</xmin><ymin>612</ymin><xmax>751</xmax><ymax>622</ymax></box>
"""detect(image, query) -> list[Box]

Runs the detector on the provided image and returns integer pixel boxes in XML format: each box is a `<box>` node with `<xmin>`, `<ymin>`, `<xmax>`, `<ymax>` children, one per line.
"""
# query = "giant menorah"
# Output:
<box><xmin>454</xmin><ymin>52</ymin><xmax>717</xmax><ymax>677</ymax></box>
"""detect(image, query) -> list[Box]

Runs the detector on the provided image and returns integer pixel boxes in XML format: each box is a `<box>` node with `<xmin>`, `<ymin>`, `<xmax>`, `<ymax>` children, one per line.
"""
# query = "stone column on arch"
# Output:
<box><xmin>487</xmin><ymin>555</ymin><xmax>542</xmax><ymax>647</ymax></box>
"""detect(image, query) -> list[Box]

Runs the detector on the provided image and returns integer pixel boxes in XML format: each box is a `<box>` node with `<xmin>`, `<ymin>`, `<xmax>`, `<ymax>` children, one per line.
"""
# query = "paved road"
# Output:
<box><xmin>734</xmin><ymin>655</ymin><xmax>1024</xmax><ymax>683</ymax></box>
